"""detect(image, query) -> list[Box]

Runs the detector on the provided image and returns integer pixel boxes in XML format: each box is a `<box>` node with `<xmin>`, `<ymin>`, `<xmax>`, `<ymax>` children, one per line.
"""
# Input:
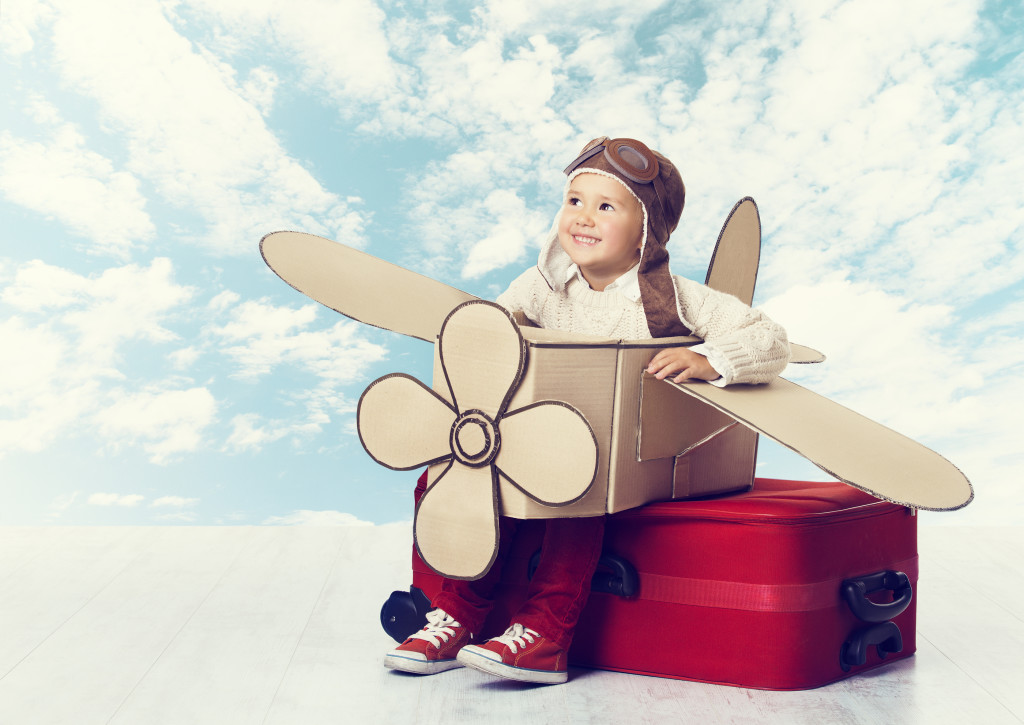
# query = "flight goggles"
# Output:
<box><xmin>563</xmin><ymin>137</ymin><xmax>669</xmax><ymax>229</ymax></box>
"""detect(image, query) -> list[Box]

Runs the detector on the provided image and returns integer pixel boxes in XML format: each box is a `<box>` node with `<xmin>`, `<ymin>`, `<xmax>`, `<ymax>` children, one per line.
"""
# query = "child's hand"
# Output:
<box><xmin>646</xmin><ymin>348</ymin><xmax>721</xmax><ymax>383</ymax></box>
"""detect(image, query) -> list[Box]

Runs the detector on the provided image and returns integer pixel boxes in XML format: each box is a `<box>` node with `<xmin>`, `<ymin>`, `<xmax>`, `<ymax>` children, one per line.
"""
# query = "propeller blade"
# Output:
<box><xmin>358</xmin><ymin>374</ymin><xmax>456</xmax><ymax>470</ymax></box>
<box><xmin>496</xmin><ymin>401</ymin><xmax>598</xmax><ymax>506</ymax></box>
<box><xmin>415</xmin><ymin>463</ymin><xmax>499</xmax><ymax>580</ymax></box>
<box><xmin>438</xmin><ymin>302</ymin><xmax>526</xmax><ymax>418</ymax></box>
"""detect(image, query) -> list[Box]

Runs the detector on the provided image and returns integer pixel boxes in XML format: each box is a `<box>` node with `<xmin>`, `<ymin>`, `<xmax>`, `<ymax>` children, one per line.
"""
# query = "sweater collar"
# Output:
<box><xmin>565</xmin><ymin>263</ymin><xmax>642</xmax><ymax>302</ymax></box>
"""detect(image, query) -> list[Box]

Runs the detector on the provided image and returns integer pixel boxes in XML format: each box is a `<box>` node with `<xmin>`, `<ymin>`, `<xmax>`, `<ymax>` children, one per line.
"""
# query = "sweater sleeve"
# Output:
<box><xmin>495</xmin><ymin>266</ymin><xmax>547</xmax><ymax>324</ymax></box>
<box><xmin>673</xmin><ymin>276</ymin><xmax>790</xmax><ymax>386</ymax></box>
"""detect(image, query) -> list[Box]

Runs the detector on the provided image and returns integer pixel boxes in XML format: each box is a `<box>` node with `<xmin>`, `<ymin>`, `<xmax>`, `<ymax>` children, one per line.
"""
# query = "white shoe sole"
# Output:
<box><xmin>383</xmin><ymin>652</ymin><xmax>463</xmax><ymax>675</ymax></box>
<box><xmin>456</xmin><ymin>647</ymin><xmax>567</xmax><ymax>684</ymax></box>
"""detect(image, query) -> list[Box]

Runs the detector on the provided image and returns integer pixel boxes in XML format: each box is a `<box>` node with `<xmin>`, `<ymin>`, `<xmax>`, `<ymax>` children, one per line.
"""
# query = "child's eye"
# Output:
<box><xmin>600</xmin><ymin>202</ymin><xmax>614</xmax><ymax>211</ymax></box>
<box><xmin>566</xmin><ymin>196</ymin><xmax>582</xmax><ymax>207</ymax></box>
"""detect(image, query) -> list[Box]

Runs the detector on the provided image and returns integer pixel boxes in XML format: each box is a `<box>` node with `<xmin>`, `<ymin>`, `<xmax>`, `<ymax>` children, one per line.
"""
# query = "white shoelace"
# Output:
<box><xmin>409</xmin><ymin>609</ymin><xmax>461</xmax><ymax>647</ymax></box>
<box><xmin>490</xmin><ymin>623</ymin><xmax>538</xmax><ymax>654</ymax></box>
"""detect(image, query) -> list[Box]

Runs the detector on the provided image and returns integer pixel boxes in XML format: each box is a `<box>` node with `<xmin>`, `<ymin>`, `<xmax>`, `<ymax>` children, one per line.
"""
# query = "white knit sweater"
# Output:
<box><xmin>496</xmin><ymin>266</ymin><xmax>790</xmax><ymax>386</ymax></box>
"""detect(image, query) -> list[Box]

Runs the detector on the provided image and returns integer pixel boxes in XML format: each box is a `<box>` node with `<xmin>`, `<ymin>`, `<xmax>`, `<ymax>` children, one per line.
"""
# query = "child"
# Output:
<box><xmin>384</xmin><ymin>137</ymin><xmax>790</xmax><ymax>684</ymax></box>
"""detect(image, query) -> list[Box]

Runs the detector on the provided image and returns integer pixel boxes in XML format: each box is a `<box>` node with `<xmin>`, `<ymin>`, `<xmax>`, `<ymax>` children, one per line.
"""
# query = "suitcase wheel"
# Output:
<box><xmin>840</xmin><ymin>621</ymin><xmax>904</xmax><ymax>671</ymax></box>
<box><xmin>528</xmin><ymin>550</ymin><xmax>638</xmax><ymax>598</ymax></box>
<box><xmin>380</xmin><ymin>586</ymin><xmax>433</xmax><ymax>643</ymax></box>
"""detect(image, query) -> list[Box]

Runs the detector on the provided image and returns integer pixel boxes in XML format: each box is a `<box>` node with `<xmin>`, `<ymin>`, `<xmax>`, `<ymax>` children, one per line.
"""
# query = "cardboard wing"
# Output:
<box><xmin>357</xmin><ymin>301</ymin><xmax>598</xmax><ymax>580</ymax></box>
<box><xmin>259</xmin><ymin>227</ymin><xmax>825</xmax><ymax>361</ymax></box>
<box><xmin>260</xmin><ymin>231</ymin><xmax>476</xmax><ymax>342</ymax></box>
<box><xmin>657</xmin><ymin>376</ymin><xmax>974</xmax><ymax>511</ymax></box>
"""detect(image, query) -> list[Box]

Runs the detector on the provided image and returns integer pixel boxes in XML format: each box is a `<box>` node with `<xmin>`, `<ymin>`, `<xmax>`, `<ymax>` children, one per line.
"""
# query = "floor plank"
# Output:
<box><xmin>107</xmin><ymin>527</ymin><xmax>343</xmax><ymax>725</ymax></box>
<box><xmin>0</xmin><ymin>527</ymin><xmax>147</xmax><ymax>679</ymax></box>
<box><xmin>0</xmin><ymin>526</ymin><xmax>1021</xmax><ymax>724</ymax></box>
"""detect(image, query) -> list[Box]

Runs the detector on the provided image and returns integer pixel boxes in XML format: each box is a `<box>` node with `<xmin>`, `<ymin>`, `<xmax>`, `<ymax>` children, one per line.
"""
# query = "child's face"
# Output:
<box><xmin>558</xmin><ymin>172</ymin><xmax>644</xmax><ymax>291</ymax></box>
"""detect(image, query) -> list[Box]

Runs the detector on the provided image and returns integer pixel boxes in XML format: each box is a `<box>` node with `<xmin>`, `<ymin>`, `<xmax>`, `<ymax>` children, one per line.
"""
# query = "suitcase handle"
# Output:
<box><xmin>528</xmin><ymin>550</ymin><xmax>638</xmax><ymax>598</ymax></box>
<box><xmin>840</xmin><ymin>621</ymin><xmax>904</xmax><ymax>671</ymax></box>
<box><xmin>841</xmin><ymin>570</ymin><xmax>913</xmax><ymax>623</ymax></box>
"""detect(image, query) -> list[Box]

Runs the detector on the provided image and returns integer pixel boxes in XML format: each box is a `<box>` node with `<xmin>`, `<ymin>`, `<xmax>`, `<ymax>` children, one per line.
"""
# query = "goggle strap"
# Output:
<box><xmin>563</xmin><ymin>143</ymin><xmax>606</xmax><ymax>176</ymax></box>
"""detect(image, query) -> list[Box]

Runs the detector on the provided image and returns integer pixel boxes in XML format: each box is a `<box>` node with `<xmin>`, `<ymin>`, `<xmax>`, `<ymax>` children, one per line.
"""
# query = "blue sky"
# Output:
<box><xmin>1</xmin><ymin>0</ymin><xmax>1020</xmax><ymax>527</ymax></box>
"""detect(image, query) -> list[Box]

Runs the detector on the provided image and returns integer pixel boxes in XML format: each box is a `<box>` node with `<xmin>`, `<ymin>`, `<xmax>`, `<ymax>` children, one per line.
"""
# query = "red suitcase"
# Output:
<box><xmin>382</xmin><ymin>474</ymin><xmax>918</xmax><ymax>690</ymax></box>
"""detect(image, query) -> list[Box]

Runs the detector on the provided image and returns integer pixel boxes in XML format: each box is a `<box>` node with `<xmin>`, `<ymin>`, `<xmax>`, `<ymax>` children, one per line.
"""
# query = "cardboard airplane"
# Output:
<box><xmin>261</xmin><ymin>198</ymin><xmax>973</xmax><ymax>580</ymax></box>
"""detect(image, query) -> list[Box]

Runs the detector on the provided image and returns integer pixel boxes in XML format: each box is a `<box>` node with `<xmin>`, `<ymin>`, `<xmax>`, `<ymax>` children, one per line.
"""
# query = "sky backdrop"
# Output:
<box><xmin>1</xmin><ymin>0</ymin><xmax>1021</xmax><ymax>527</ymax></box>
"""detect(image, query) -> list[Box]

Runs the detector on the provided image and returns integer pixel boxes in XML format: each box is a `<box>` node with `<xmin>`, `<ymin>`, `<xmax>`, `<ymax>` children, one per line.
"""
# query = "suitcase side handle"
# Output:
<box><xmin>840</xmin><ymin>621</ymin><xmax>904</xmax><ymax>671</ymax></box>
<box><xmin>528</xmin><ymin>550</ymin><xmax>638</xmax><ymax>598</ymax></box>
<box><xmin>841</xmin><ymin>570</ymin><xmax>913</xmax><ymax>623</ymax></box>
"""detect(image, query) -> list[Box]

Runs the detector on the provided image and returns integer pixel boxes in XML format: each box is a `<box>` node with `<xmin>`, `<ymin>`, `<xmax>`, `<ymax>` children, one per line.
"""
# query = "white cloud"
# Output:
<box><xmin>262</xmin><ymin>509</ymin><xmax>374</xmax><ymax>526</ymax></box>
<box><xmin>2</xmin><ymin>257</ymin><xmax>194</xmax><ymax>363</ymax></box>
<box><xmin>763</xmin><ymin>275</ymin><xmax>975</xmax><ymax>436</ymax></box>
<box><xmin>88</xmin><ymin>493</ymin><xmax>145</xmax><ymax>507</ymax></box>
<box><xmin>208</xmin><ymin>297</ymin><xmax>386</xmax><ymax>445</ymax></box>
<box><xmin>240</xmin><ymin>65</ymin><xmax>279</xmax><ymax>115</ymax></box>
<box><xmin>155</xmin><ymin>511</ymin><xmax>200</xmax><ymax>522</ymax></box>
<box><xmin>152</xmin><ymin>496</ymin><xmax>200</xmax><ymax>508</ymax></box>
<box><xmin>0</xmin><ymin>0</ymin><xmax>53</xmax><ymax>57</ymax></box>
<box><xmin>225</xmin><ymin>413</ymin><xmax>289</xmax><ymax>453</ymax></box>
<box><xmin>420</xmin><ymin>188</ymin><xmax>552</xmax><ymax>280</ymax></box>
<box><xmin>95</xmin><ymin>387</ymin><xmax>218</xmax><ymax>465</ymax></box>
<box><xmin>169</xmin><ymin>346</ymin><xmax>201</xmax><ymax>370</ymax></box>
<box><xmin>208</xmin><ymin>290</ymin><xmax>241</xmax><ymax>311</ymax></box>
<box><xmin>21</xmin><ymin>0</ymin><xmax>369</xmax><ymax>254</ymax></box>
<box><xmin>179</xmin><ymin>0</ymin><xmax>403</xmax><ymax>106</ymax></box>
<box><xmin>45</xmin><ymin>491</ymin><xmax>80</xmax><ymax>522</ymax></box>
<box><xmin>0</xmin><ymin>124</ymin><xmax>155</xmax><ymax>258</ymax></box>
<box><xmin>0</xmin><ymin>257</ymin><xmax>201</xmax><ymax>460</ymax></box>
<box><xmin>211</xmin><ymin>297</ymin><xmax>388</xmax><ymax>383</ymax></box>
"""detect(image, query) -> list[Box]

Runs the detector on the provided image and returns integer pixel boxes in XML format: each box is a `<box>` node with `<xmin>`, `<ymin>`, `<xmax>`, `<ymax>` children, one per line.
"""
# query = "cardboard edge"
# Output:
<box><xmin>356</xmin><ymin>372</ymin><xmax>457</xmax><ymax>471</ymax></box>
<box><xmin>439</xmin><ymin>300</ymin><xmax>527</xmax><ymax>417</ymax></box>
<box><xmin>789</xmin><ymin>343</ymin><xmax>826</xmax><ymax>364</ymax></box>
<box><xmin>412</xmin><ymin>459</ymin><xmax>501</xmax><ymax>581</ymax></box>
<box><xmin>495</xmin><ymin>400</ymin><xmax>599</xmax><ymax>508</ymax></box>
<box><xmin>673</xmin><ymin>421</ymin><xmax>742</xmax><ymax>459</ymax></box>
<box><xmin>667</xmin><ymin>379</ymin><xmax>975</xmax><ymax>512</ymax></box>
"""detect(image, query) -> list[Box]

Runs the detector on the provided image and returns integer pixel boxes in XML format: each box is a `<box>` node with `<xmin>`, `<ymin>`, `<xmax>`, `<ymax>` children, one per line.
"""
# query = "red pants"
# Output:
<box><xmin>432</xmin><ymin>514</ymin><xmax>605</xmax><ymax>650</ymax></box>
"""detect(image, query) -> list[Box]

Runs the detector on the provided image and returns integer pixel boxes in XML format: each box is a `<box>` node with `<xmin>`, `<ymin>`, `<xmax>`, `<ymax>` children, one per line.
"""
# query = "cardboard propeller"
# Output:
<box><xmin>357</xmin><ymin>300</ymin><xmax>598</xmax><ymax>580</ymax></box>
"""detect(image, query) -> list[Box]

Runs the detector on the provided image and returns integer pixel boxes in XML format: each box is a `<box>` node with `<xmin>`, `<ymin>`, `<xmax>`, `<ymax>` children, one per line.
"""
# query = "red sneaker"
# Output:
<box><xmin>456</xmin><ymin>623</ymin><xmax>568</xmax><ymax>684</ymax></box>
<box><xmin>384</xmin><ymin>609</ymin><xmax>471</xmax><ymax>675</ymax></box>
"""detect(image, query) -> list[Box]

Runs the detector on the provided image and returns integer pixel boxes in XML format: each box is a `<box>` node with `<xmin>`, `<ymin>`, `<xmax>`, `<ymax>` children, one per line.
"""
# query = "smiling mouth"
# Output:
<box><xmin>572</xmin><ymin>234</ymin><xmax>601</xmax><ymax>245</ymax></box>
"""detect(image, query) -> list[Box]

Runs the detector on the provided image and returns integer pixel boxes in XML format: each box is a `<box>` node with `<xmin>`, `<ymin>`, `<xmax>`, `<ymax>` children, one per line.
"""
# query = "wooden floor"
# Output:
<box><xmin>0</xmin><ymin>525</ymin><xmax>1021</xmax><ymax>725</ymax></box>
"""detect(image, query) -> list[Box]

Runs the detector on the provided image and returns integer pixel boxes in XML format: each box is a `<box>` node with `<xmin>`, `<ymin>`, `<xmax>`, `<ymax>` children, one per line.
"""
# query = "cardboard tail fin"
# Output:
<box><xmin>705</xmin><ymin>197</ymin><xmax>761</xmax><ymax>306</ymax></box>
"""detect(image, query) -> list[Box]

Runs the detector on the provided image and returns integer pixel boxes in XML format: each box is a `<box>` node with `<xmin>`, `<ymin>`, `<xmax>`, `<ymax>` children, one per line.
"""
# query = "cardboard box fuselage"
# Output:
<box><xmin>428</xmin><ymin>325</ymin><xmax>757</xmax><ymax>518</ymax></box>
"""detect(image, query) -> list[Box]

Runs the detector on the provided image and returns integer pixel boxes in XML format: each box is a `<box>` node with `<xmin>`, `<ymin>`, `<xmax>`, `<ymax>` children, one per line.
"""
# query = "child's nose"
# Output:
<box><xmin>575</xmin><ymin>207</ymin><xmax>595</xmax><ymax>225</ymax></box>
